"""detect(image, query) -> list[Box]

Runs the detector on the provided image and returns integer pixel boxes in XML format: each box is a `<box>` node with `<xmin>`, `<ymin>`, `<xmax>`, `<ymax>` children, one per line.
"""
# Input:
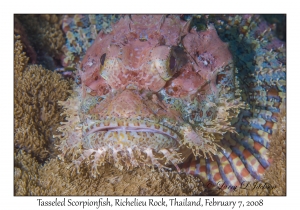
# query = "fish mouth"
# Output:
<box><xmin>80</xmin><ymin>118</ymin><xmax>184</xmax><ymax>172</ymax></box>
<box><xmin>83</xmin><ymin>118</ymin><xmax>179</xmax><ymax>141</ymax></box>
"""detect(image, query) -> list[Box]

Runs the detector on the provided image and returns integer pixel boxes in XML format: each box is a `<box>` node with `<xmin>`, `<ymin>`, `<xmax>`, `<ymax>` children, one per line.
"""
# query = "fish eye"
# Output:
<box><xmin>152</xmin><ymin>46</ymin><xmax>188</xmax><ymax>81</ymax></box>
<box><xmin>100</xmin><ymin>53</ymin><xmax>106</xmax><ymax>66</ymax></box>
<box><xmin>169</xmin><ymin>55</ymin><xmax>176</xmax><ymax>71</ymax></box>
<box><xmin>169</xmin><ymin>46</ymin><xmax>188</xmax><ymax>73</ymax></box>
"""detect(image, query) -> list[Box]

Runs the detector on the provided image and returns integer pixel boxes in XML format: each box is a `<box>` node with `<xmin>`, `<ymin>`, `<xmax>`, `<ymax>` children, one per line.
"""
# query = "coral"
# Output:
<box><xmin>14</xmin><ymin>36</ymin><xmax>72</xmax><ymax>160</ymax></box>
<box><xmin>14</xmin><ymin>150</ymin><xmax>206</xmax><ymax>196</ymax></box>
<box><xmin>262</xmin><ymin>105</ymin><xmax>286</xmax><ymax>195</ymax></box>
<box><xmin>14</xmin><ymin>18</ymin><xmax>37</xmax><ymax>64</ymax></box>
<box><xmin>15</xmin><ymin>14</ymin><xmax>65</xmax><ymax>70</ymax></box>
<box><xmin>28</xmin><ymin>159</ymin><xmax>205</xmax><ymax>196</ymax></box>
<box><xmin>14</xmin><ymin>150</ymin><xmax>40</xmax><ymax>196</ymax></box>
<box><xmin>14</xmin><ymin>35</ymin><xmax>29</xmax><ymax>77</ymax></box>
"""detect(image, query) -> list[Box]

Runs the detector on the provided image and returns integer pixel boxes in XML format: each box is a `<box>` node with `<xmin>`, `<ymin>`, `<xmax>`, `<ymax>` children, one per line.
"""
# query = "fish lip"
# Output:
<box><xmin>83</xmin><ymin>121</ymin><xmax>179</xmax><ymax>141</ymax></box>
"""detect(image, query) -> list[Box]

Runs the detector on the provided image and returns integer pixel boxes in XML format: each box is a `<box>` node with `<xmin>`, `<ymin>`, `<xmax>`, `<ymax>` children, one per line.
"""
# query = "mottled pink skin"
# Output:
<box><xmin>165</xmin><ymin>63</ymin><xmax>206</xmax><ymax>98</ymax></box>
<box><xmin>182</xmin><ymin>24</ymin><xmax>232</xmax><ymax>94</ymax></box>
<box><xmin>80</xmin><ymin>15</ymin><xmax>191</xmax><ymax>95</ymax></box>
<box><xmin>79</xmin><ymin>30</ymin><xmax>113</xmax><ymax>95</ymax></box>
<box><xmin>81</xmin><ymin>15</ymin><xmax>232</xmax><ymax>99</ymax></box>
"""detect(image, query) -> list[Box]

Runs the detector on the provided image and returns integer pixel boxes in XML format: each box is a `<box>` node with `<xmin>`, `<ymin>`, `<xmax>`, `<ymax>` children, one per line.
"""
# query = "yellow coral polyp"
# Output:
<box><xmin>14</xmin><ymin>35</ymin><xmax>72</xmax><ymax>160</ymax></box>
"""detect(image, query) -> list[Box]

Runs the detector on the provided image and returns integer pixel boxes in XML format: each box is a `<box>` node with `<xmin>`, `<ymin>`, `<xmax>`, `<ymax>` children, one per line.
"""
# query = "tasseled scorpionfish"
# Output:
<box><xmin>56</xmin><ymin>15</ymin><xmax>285</xmax><ymax>192</ymax></box>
